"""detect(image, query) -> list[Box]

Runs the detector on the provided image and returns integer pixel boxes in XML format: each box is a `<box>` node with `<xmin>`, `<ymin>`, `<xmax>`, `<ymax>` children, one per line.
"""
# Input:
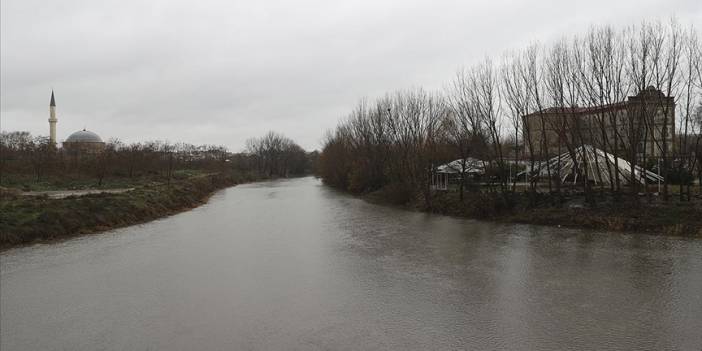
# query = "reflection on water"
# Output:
<box><xmin>2</xmin><ymin>177</ymin><xmax>701</xmax><ymax>350</ymax></box>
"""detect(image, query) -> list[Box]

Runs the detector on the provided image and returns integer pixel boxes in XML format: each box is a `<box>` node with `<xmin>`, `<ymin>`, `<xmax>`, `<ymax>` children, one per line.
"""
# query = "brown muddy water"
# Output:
<box><xmin>1</xmin><ymin>177</ymin><xmax>701</xmax><ymax>350</ymax></box>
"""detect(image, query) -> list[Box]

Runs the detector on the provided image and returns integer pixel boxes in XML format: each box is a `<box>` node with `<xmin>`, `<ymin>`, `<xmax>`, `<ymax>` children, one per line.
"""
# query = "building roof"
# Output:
<box><xmin>525</xmin><ymin>102</ymin><xmax>628</xmax><ymax>117</ymax></box>
<box><xmin>529</xmin><ymin>144</ymin><xmax>663</xmax><ymax>185</ymax></box>
<box><xmin>64</xmin><ymin>129</ymin><xmax>103</xmax><ymax>143</ymax></box>
<box><xmin>523</xmin><ymin>87</ymin><xmax>671</xmax><ymax>118</ymax></box>
<box><xmin>436</xmin><ymin>158</ymin><xmax>484</xmax><ymax>174</ymax></box>
<box><xmin>50</xmin><ymin>90</ymin><xmax>56</xmax><ymax>107</ymax></box>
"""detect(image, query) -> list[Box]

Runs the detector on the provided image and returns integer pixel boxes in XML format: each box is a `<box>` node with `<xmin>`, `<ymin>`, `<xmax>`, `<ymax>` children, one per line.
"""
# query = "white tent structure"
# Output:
<box><xmin>436</xmin><ymin>158</ymin><xmax>485</xmax><ymax>175</ymax></box>
<box><xmin>532</xmin><ymin>145</ymin><xmax>663</xmax><ymax>185</ymax></box>
<box><xmin>431</xmin><ymin>158</ymin><xmax>485</xmax><ymax>190</ymax></box>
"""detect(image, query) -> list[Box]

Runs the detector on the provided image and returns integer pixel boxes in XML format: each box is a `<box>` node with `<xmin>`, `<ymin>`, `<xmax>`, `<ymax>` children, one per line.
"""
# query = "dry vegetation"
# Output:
<box><xmin>319</xmin><ymin>20</ymin><xmax>702</xmax><ymax>235</ymax></box>
<box><xmin>0</xmin><ymin>131</ymin><xmax>314</xmax><ymax>249</ymax></box>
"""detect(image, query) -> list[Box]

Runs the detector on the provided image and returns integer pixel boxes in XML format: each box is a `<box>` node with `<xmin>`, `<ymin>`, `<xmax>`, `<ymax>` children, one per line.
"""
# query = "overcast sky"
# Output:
<box><xmin>2</xmin><ymin>0</ymin><xmax>700</xmax><ymax>151</ymax></box>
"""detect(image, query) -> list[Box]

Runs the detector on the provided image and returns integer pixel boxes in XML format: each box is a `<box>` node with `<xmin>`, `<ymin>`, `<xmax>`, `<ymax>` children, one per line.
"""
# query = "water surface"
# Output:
<box><xmin>2</xmin><ymin>177</ymin><xmax>701</xmax><ymax>350</ymax></box>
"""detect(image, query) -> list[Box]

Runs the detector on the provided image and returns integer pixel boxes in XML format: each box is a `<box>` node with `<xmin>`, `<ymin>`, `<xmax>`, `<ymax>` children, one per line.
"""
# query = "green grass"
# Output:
<box><xmin>0</xmin><ymin>170</ymin><xmax>210</xmax><ymax>191</ymax></box>
<box><xmin>0</xmin><ymin>170</ymin><xmax>264</xmax><ymax>250</ymax></box>
<box><xmin>422</xmin><ymin>190</ymin><xmax>702</xmax><ymax>236</ymax></box>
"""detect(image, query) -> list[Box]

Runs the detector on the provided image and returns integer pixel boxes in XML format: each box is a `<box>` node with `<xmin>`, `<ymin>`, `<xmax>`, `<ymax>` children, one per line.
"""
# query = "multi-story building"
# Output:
<box><xmin>522</xmin><ymin>86</ymin><xmax>675</xmax><ymax>161</ymax></box>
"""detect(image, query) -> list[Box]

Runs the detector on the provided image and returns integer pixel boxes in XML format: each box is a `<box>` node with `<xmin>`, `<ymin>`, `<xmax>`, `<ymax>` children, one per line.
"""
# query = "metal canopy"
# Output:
<box><xmin>534</xmin><ymin>145</ymin><xmax>663</xmax><ymax>185</ymax></box>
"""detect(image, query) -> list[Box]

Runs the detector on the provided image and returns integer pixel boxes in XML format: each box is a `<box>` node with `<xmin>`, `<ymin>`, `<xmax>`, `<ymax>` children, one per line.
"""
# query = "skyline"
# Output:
<box><xmin>2</xmin><ymin>0</ymin><xmax>701</xmax><ymax>151</ymax></box>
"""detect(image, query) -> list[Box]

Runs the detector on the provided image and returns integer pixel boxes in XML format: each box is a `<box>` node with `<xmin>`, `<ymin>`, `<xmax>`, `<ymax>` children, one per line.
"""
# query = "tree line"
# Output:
<box><xmin>244</xmin><ymin>131</ymin><xmax>314</xmax><ymax>177</ymax></box>
<box><xmin>1</xmin><ymin>130</ymin><xmax>312</xmax><ymax>188</ymax></box>
<box><xmin>319</xmin><ymin>20</ymin><xmax>702</xmax><ymax>205</ymax></box>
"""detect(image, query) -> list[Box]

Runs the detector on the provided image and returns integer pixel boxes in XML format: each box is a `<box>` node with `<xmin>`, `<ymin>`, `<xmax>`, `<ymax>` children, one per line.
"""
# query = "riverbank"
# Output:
<box><xmin>363</xmin><ymin>186</ymin><xmax>702</xmax><ymax>237</ymax></box>
<box><xmin>0</xmin><ymin>172</ymin><xmax>261</xmax><ymax>250</ymax></box>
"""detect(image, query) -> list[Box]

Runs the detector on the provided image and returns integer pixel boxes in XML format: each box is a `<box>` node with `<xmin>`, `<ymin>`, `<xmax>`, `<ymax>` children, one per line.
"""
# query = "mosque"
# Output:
<box><xmin>48</xmin><ymin>91</ymin><xmax>106</xmax><ymax>154</ymax></box>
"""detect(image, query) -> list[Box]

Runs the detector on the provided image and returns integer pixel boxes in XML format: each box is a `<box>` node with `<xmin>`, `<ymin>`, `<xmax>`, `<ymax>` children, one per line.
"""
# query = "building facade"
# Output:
<box><xmin>522</xmin><ymin>86</ymin><xmax>675</xmax><ymax>161</ymax></box>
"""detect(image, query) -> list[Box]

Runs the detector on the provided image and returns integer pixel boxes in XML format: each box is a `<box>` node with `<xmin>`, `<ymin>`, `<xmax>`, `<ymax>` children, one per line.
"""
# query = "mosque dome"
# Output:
<box><xmin>65</xmin><ymin>129</ymin><xmax>103</xmax><ymax>143</ymax></box>
<box><xmin>62</xmin><ymin>129</ymin><xmax>105</xmax><ymax>155</ymax></box>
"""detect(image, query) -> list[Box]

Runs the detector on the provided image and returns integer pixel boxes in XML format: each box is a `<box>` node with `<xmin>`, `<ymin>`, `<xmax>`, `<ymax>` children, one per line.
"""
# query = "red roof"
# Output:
<box><xmin>525</xmin><ymin>101</ymin><xmax>628</xmax><ymax>117</ymax></box>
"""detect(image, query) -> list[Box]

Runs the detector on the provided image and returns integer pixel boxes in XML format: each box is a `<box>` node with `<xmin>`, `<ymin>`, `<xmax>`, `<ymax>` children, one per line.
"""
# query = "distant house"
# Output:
<box><xmin>522</xmin><ymin>86</ymin><xmax>675</xmax><ymax>160</ymax></box>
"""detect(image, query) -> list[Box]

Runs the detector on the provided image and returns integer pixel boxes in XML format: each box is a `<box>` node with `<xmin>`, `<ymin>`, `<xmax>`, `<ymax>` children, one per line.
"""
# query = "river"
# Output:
<box><xmin>1</xmin><ymin>177</ymin><xmax>701</xmax><ymax>350</ymax></box>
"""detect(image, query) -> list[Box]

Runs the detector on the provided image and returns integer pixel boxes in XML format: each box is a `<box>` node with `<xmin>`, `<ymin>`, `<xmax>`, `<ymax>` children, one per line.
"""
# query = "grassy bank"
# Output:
<box><xmin>503</xmin><ymin>202</ymin><xmax>702</xmax><ymax>236</ymax></box>
<box><xmin>0</xmin><ymin>169</ymin><xmax>207</xmax><ymax>191</ymax></box>
<box><xmin>0</xmin><ymin>172</ymin><xmax>260</xmax><ymax>250</ymax></box>
<box><xmin>365</xmin><ymin>185</ymin><xmax>702</xmax><ymax>237</ymax></box>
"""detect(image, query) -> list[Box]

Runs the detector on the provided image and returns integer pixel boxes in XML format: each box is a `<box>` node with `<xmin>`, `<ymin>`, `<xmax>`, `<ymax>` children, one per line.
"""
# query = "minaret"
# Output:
<box><xmin>49</xmin><ymin>90</ymin><xmax>57</xmax><ymax>145</ymax></box>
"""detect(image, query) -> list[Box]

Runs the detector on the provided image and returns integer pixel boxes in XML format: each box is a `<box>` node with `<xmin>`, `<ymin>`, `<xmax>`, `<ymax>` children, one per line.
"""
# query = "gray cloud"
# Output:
<box><xmin>2</xmin><ymin>0</ymin><xmax>701</xmax><ymax>150</ymax></box>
